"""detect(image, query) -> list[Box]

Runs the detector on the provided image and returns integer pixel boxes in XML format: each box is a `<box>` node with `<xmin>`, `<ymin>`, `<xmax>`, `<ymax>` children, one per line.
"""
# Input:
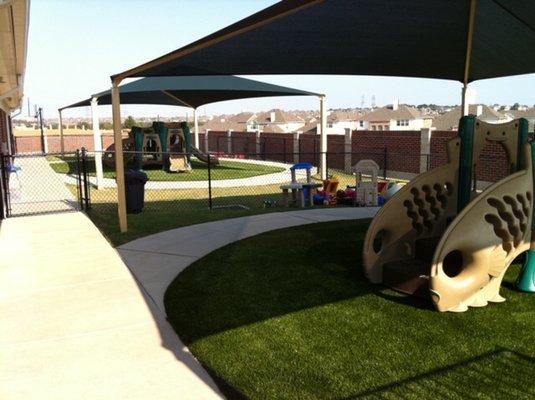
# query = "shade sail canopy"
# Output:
<box><xmin>60</xmin><ymin>75</ymin><xmax>319</xmax><ymax>110</ymax></box>
<box><xmin>112</xmin><ymin>0</ymin><xmax>535</xmax><ymax>83</ymax></box>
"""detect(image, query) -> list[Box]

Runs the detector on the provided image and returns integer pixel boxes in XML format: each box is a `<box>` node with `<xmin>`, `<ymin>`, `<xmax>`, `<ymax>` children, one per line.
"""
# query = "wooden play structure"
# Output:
<box><xmin>363</xmin><ymin>116</ymin><xmax>535</xmax><ymax>312</ymax></box>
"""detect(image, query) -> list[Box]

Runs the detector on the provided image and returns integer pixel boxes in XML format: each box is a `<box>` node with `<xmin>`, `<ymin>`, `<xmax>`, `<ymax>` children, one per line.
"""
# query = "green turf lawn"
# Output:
<box><xmin>47</xmin><ymin>155</ymin><xmax>285</xmax><ymax>181</ymax></box>
<box><xmin>165</xmin><ymin>219</ymin><xmax>535</xmax><ymax>400</ymax></box>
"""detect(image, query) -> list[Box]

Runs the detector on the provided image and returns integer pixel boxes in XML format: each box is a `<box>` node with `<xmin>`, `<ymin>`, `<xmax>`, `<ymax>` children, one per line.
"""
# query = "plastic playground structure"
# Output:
<box><xmin>363</xmin><ymin>116</ymin><xmax>535</xmax><ymax>312</ymax></box>
<box><xmin>103</xmin><ymin>121</ymin><xmax>218</xmax><ymax>171</ymax></box>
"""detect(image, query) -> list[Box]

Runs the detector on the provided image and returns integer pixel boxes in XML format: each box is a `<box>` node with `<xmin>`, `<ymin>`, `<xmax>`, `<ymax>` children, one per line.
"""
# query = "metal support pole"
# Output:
<box><xmin>58</xmin><ymin>109</ymin><xmax>65</xmax><ymax>154</ymax></box>
<box><xmin>111</xmin><ymin>80</ymin><xmax>127</xmax><ymax>232</ymax></box>
<box><xmin>207</xmin><ymin>152</ymin><xmax>213</xmax><ymax>210</ymax></box>
<box><xmin>193</xmin><ymin>107</ymin><xmax>199</xmax><ymax>148</ymax></box>
<box><xmin>91</xmin><ymin>97</ymin><xmax>104</xmax><ymax>189</ymax></box>
<box><xmin>462</xmin><ymin>0</ymin><xmax>477</xmax><ymax>117</ymax></box>
<box><xmin>319</xmin><ymin>95</ymin><xmax>327</xmax><ymax>180</ymax></box>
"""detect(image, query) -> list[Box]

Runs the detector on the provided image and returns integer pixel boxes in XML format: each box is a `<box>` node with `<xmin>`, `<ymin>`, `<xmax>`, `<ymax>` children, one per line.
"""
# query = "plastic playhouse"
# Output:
<box><xmin>363</xmin><ymin>116</ymin><xmax>535</xmax><ymax>312</ymax></box>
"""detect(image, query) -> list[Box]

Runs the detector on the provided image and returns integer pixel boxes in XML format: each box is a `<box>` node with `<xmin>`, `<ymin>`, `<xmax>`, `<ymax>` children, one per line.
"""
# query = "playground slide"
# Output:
<box><xmin>169</xmin><ymin>154</ymin><xmax>191</xmax><ymax>172</ymax></box>
<box><xmin>191</xmin><ymin>146</ymin><xmax>219</xmax><ymax>165</ymax></box>
<box><xmin>363</xmin><ymin>117</ymin><xmax>533</xmax><ymax>312</ymax></box>
<box><xmin>430</xmin><ymin>143</ymin><xmax>534</xmax><ymax>312</ymax></box>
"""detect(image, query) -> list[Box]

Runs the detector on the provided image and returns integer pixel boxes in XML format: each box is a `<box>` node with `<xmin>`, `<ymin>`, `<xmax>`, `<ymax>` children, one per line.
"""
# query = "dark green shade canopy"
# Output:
<box><xmin>60</xmin><ymin>75</ymin><xmax>319</xmax><ymax>110</ymax></box>
<box><xmin>113</xmin><ymin>0</ymin><xmax>535</xmax><ymax>83</ymax></box>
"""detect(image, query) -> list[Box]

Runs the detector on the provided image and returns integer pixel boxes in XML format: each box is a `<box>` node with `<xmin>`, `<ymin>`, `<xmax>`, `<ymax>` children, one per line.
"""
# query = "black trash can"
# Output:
<box><xmin>124</xmin><ymin>169</ymin><xmax>148</xmax><ymax>214</ymax></box>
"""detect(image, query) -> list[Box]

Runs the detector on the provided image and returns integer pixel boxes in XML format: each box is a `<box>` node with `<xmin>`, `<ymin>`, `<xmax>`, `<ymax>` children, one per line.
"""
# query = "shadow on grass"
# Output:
<box><xmin>340</xmin><ymin>348</ymin><xmax>535</xmax><ymax>400</ymax></box>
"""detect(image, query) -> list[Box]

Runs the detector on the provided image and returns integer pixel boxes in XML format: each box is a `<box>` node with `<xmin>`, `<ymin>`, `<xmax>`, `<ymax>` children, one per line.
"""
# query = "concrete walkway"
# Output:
<box><xmin>0</xmin><ymin>212</ymin><xmax>223</xmax><ymax>400</ymax></box>
<box><xmin>9</xmin><ymin>155</ymin><xmax>78</xmax><ymax>216</ymax></box>
<box><xmin>118</xmin><ymin>207</ymin><xmax>378</xmax><ymax>314</ymax></box>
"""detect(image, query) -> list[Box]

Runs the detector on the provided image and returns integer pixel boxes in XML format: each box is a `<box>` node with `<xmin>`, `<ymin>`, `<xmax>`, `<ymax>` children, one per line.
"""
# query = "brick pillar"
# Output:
<box><xmin>293</xmin><ymin>132</ymin><xmax>300</xmax><ymax>163</ymax></box>
<box><xmin>420</xmin><ymin>128</ymin><xmax>432</xmax><ymax>173</ymax></box>
<box><xmin>205</xmin><ymin>129</ymin><xmax>210</xmax><ymax>152</ymax></box>
<box><xmin>255</xmin><ymin>129</ymin><xmax>261</xmax><ymax>156</ymax></box>
<box><xmin>344</xmin><ymin>128</ymin><xmax>352</xmax><ymax>173</ymax></box>
<box><xmin>227</xmin><ymin>129</ymin><xmax>233</xmax><ymax>154</ymax></box>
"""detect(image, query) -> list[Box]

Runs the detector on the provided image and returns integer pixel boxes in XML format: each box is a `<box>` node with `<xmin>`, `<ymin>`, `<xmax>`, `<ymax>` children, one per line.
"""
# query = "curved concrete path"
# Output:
<box><xmin>118</xmin><ymin>207</ymin><xmax>379</xmax><ymax>317</ymax></box>
<box><xmin>62</xmin><ymin>158</ymin><xmax>317</xmax><ymax>189</ymax></box>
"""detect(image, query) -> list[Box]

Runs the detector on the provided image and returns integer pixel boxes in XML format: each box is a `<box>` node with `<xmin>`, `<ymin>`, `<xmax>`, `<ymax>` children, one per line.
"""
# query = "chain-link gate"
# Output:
<box><xmin>0</xmin><ymin>150</ymin><xmax>91</xmax><ymax>217</ymax></box>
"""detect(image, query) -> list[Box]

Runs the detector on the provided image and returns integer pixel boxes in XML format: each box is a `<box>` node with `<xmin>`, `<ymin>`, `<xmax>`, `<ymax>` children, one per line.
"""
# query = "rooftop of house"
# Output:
<box><xmin>359</xmin><ymin>104</ymin><xmax>424</xmax><ymax>122</ymax></box>
<box><xmin>256</xmin><ymin>109</ymin><xmax>304</xmax><ymax>124</ymax></box>
<box><xmin>504</xmin><ymin>108</ymin><xmax>535</xmax><ymax>119</ymax></box>
<box><xmin>432</xmin><ymin>104</ymin><xmax>507</xmax><ymax>130</ymax></box>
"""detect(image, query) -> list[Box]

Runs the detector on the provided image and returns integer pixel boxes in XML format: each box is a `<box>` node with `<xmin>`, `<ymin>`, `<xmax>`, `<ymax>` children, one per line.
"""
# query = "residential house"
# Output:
<box><xmin>503</xmin><ymin>108</ymin><xmax>535</xmax><ymax>131</ymax></box>
<box><xmin>357</xmin><ymin>100</ymin><xmax>432</xmax><ymax>131</ymax></box>
<box><xmin>255</xmin><ymin>109</ymin><xmax>305</xmax><ymax>133</ymax></box>
<box><xmin>432</xmin><ymin>105</ymin><xmax>508</xmax><ymax>130</ymax></box>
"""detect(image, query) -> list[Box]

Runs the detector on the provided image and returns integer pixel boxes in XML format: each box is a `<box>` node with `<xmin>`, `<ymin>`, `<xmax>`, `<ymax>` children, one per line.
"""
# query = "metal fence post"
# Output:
<box><xmin>75</xmin><ymin>149</ymin><xmax>83</xmax><ymax>210</ymax></box>
<box><xmin>81</xmin><ymin>147</ymin><xmax>90</xmax><ymax>210</ymax></box>
<box><xmin>207</xmin><ymin>152</ymin><xmax>213</xmax><ymax>210</ymax></box>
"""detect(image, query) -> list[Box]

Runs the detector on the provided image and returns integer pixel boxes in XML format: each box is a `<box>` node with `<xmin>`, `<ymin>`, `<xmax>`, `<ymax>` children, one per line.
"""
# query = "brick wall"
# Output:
<box><xmin>327</xmin><ymin>135</ymin><xmax>345</xmax><ymax>170</ymax></box>
<box><xmin>351</xmin><ymin>130</ymin><xmax>421</xmax><ymax>174</ymax></box>
<box><xmin>260</xmin><ymin>132</ymin><xmax>294</xmax><ymax>163</ymax></box>
<box><xmin>15</xmin><ymin>134</ymin><xmax>115</xmax><ymax>154</ymax></box>
<box><xmin>430</xmin><ymin>130</ymin><xmax>511</xmax><ymax>182</ymax></box>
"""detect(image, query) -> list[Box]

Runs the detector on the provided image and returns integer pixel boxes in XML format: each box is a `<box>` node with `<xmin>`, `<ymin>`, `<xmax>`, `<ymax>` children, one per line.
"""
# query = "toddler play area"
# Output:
<box><xmin>364</xmin><ymin>116</ymin><xmax>535</xmax><ymax>312</ymax></box>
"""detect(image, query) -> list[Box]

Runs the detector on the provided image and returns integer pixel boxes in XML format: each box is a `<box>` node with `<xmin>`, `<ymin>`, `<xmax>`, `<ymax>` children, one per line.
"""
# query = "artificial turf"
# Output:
<box><xmin>47</xmin><ymin>155</ymin><xmax>285</xmax><ymax>181</ymax></box>
<box><xmin>165</xmin><ymin>219</ymin><xmax>535</xmax><ymax>400</ymax></box>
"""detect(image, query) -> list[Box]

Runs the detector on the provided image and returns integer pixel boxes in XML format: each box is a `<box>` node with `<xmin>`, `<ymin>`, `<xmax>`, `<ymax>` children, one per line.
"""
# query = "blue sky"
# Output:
<box><xmin>23</xmin><ymin>0</ymin><xmax>535</xmax><ymax>119</ymax></box>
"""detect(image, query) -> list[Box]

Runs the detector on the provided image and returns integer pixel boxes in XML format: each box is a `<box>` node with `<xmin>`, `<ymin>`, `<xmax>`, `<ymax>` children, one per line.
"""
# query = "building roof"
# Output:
<box><xmin>432</xmin><ymin>105</ymin><xmax>507</xmax><ymax>130</ymax></box>
<box><xmin>505</xmin><ymin>108</ymin><xmax>535</xmax><ymax>119</ymax></box>
<box><xmin>0</xmin><ymin>0</ymin><xmax>30</xmax><ymax>110</ymax></box>
<box><xmin>262</xmin><ymin>124</ymin><xmax>286</xmax><ymax>133</ymax></box>
<box><xmin>200</xmin><ymin>117</ymin><xmax>242</xmax><ymax>133</ymax></box>
<box><xmin>255</xmin><ymin>109</ymin><xmax>304</xmax><ymax>124</ymax></box>
<box><xmin>327</xmin><ymin>110</ymin><xmax>360</xmax><ymax>123</ymax></box>
<box><xmin>231</xmin><ymin>112</ymin><xmax>256</xmax><ymax>123</ymax></box>
<box><xmin>360</xmin><ymin>104</ymin><xmax>422</xmax><ymax>122</ymax></box>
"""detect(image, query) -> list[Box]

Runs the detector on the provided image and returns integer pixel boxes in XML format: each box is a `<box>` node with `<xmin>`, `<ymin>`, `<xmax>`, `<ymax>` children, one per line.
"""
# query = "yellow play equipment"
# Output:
<box><xmin>363</xmin><ymin>116</ymin><xmax>534</xmax><ymax>312</ymax></box>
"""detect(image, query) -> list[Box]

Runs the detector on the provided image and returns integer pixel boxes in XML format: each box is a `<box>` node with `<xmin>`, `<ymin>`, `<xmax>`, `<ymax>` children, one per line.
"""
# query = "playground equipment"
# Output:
<box><xmin>363</xmin><ymin>116</ymin><xmax>535</xmax><ymax>312</ymax></box>
<box><xmin>354</xmin><ymin>160</ymin><xmax>380</xmax><ymax>206</ymax></box>
<box><xmin>280</xmin><ymin>162</ymin><xmax>321</xmax><ymax>207</ymax></box>
<box><xmin>103</xmin><ymin>121</ymin><xmax>218</xmax><ymax>171</ymax></box>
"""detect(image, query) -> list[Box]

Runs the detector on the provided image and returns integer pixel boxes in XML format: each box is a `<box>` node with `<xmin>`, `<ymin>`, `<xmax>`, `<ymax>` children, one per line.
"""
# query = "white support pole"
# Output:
<box><xmin>461</xmin><ymin>83</ymin><xmax>469</xmax><ymax>116</ymax></box>
<box><xmin>91</xmin><ymin>97</ymin><xmax>104</xmax><ymax>190</ymax></box>
<box><xmin>58</xmin><ymin>109</ymin><xmax>65</xmax><ymax>154</ymax></box>
<box><xmin>319</xmin><ymin>95</ymin><xmax>327</xmax><ymax>180</ymax></box>
<box><xmin>193</xmin><ymin>107</ymin><xmax>199</xmax><ymax>148</ymax></box>
<box><xmin>111</xmin><ymin>81</ymin><xmax>127</xmax><ymax>233</ymax></box>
